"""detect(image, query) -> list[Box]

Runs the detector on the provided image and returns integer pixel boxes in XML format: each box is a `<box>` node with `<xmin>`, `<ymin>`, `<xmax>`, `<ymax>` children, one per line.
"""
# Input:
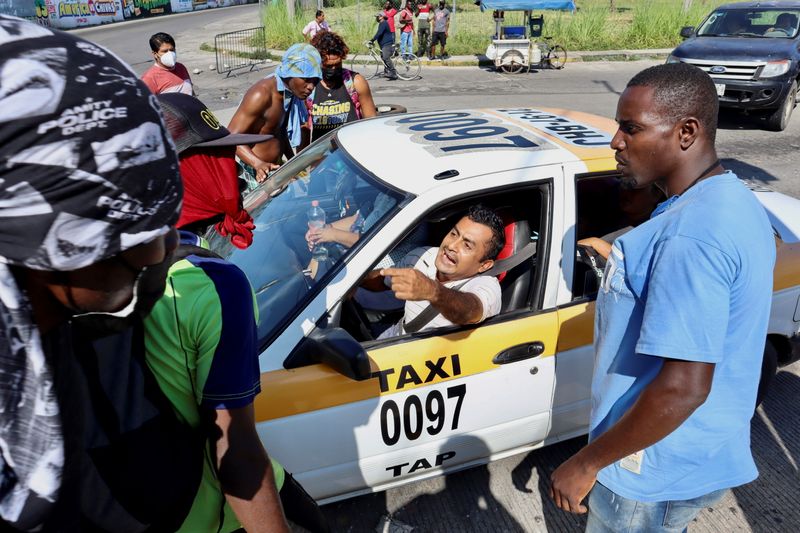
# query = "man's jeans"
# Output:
<box><xmin>400</xmin><ymin>31</ymin><xmax>413</xmax><ymax>57</ymax></box>
<box><xmin>586</xmin><ymin>482</ymin><xmax>727</xmax><ymax>533</ymax></box>
<box><xmin>381</xmin><ymin>44</ymin><xmax>397</xmax><ymax>78</ymax></box>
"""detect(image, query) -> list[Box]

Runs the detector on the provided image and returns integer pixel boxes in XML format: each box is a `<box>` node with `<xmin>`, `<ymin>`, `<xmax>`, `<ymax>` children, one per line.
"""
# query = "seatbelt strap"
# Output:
<box><xmin>483</xmin><ymin>241</ymin><xmax>537</xmax><ymax>277</ymax></box>
<box><xmin>403</xmin><ymin>241</ymin><xmax>537</xmax><ymax>334</ymax></box>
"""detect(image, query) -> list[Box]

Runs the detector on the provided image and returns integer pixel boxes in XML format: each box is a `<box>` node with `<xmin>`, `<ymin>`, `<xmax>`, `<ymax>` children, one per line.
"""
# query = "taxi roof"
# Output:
<box><xmin>335</xmin><ymin>107</ymin><xmax>618</xmax><ymax>195</ymax></box>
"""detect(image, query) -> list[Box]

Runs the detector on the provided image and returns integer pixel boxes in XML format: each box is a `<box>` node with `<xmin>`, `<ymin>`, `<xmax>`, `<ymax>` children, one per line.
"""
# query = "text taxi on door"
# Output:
<box><xmin>207</xmin><ymin>108</ymin><xmax>800</xmax><ymax>503</ymax></box>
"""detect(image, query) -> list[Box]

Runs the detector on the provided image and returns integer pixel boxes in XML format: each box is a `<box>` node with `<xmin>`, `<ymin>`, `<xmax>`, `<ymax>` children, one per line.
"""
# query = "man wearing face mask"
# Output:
<box><xmin>228</xmin><ymin>43</ymin><xmax>322</xmax><ymax>190</ymax></box>
<box><xmin>141</xmin><ymin>32</ymin><xmax>193</xmax><ymax>95</ymax></box>
<box><xmin>0</xmin><ymin>16</ymin><xmax>187</xmax><ymax>531</ymax></box>
<box><xmin>305</xmin><ymin>31</ymin><xmax>377</xmax><ymax>144</ymax></box>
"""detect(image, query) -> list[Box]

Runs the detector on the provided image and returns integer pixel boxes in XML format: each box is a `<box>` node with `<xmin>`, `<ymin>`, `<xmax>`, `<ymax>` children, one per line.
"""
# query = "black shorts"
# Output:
<box><xmin>431</xmin><ymin>31</ymin><xmax>447</xmax><ymax>46</ymax></box>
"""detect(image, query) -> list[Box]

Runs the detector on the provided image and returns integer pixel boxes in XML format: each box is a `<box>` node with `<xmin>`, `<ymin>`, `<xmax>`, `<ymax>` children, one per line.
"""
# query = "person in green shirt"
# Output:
<box><xmin>147</xmin><ymin>93</ymin><xmax>329</xmax><ymax>532</ymax></box>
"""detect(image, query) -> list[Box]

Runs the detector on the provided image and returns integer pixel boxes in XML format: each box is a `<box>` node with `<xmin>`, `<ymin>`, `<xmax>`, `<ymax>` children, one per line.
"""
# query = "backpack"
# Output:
<box><xmin>66</xmin><ymin>244</ymin><xmax>221</xmax><ymax>532</ymax></box>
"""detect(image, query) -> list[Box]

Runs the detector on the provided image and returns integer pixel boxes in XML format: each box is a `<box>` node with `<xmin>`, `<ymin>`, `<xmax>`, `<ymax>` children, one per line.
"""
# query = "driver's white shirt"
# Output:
<box><xmin>378</xmin><ymin>247</ymin><xmax>501</xmax><ymax>339</ymax></box>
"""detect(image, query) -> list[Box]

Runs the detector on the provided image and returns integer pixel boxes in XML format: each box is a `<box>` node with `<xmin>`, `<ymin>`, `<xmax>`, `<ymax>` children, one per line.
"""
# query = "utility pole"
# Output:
<box><xmin>682</xmin><ymin>0</ymin><xmax>693</xmax><ymax>13</ymax></box>
<box><xmin>287</xmin><ymin>0</ymin><xmax>295</xmax><ymax>19</ymax></box>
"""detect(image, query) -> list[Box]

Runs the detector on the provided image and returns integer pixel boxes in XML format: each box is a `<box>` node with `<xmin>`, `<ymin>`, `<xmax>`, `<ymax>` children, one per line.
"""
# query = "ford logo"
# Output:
<box><xmin>709</xmin><ymin>66</ymin><xmax>727</xmax><ymax>74</ymax></box>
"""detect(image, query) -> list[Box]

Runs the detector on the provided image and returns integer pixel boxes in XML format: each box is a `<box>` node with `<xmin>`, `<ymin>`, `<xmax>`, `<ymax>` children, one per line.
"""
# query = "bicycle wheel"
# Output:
<box><xmin>545</xmin><ymin>45</ymin><xmax>567</xmax><ymax>69</ymax></box>
<box><xmin>394</xmin><ymin>53</ymin><xmax>421</xmax><ymax>80</ymax></box>
<box><xmin>349</xmin><ymin>52</ymin><xmax>381</xmax><ymax>80</ymax></box>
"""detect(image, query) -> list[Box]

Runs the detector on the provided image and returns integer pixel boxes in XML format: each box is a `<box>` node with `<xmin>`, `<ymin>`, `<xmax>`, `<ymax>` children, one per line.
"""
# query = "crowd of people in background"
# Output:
<box><xmin>0</xmin><ymin>5</ymin><xmax>780</xmax><ymax>533</ymax></box>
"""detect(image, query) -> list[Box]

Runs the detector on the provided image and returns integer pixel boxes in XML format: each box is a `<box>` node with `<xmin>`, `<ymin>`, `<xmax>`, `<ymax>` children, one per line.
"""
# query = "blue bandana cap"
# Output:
<box><xmin>276</xmin><ymin>43</ymin><xmax>322</xmax><ymax>80</ymax></box>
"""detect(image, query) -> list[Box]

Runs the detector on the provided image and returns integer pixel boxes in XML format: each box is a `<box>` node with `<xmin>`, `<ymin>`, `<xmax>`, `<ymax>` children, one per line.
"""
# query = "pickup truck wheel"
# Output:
<box><xmin>755</xmin><ymin>341</ymin><xmax>779</xmax><ymax>408</ymax></box>
<box><xmin>764</xmin><ymin>81</ymin><xmax>797</xmax><ymax>131</ymax></box>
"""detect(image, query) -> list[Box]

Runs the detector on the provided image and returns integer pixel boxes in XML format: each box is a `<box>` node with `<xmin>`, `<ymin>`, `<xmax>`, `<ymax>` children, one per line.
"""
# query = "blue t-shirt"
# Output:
<box><xmin>590</xmin><ymin>172</ymin><xmax>775</xmax><ymax>502</ymax></box>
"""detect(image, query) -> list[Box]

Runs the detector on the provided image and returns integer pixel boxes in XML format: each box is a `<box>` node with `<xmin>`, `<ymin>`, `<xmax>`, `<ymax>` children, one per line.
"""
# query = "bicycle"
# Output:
<box><xmin>349</xmin><ymin>41</ymin><xmax>421</xmax><ymax>81</ymax></box>
<box><xmin>538</xmin><ymin>37</ymin><xmax>567</xmax><ymax>70</ymax></box>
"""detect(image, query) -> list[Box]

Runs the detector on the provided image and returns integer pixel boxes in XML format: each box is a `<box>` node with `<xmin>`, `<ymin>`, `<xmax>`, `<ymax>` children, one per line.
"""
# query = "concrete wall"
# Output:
<box><xmin>2</xmin><ymin>0</ymin><xmax>256</xmax><ymax>29</ymax></box>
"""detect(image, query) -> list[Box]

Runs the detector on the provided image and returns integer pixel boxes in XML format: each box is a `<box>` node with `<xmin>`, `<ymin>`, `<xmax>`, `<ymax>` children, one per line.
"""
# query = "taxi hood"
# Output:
<box><xmin>336</xmin><ymin>108</ymin><xmax>618</xmax><ymax>195</ymax></box>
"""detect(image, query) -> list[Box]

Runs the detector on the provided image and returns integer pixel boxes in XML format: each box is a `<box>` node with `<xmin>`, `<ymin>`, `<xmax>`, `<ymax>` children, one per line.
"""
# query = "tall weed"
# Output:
<box><xmin>260</xmin><ymin>0</ymin><xmax>730</xmax><ymax>55</ymax></box>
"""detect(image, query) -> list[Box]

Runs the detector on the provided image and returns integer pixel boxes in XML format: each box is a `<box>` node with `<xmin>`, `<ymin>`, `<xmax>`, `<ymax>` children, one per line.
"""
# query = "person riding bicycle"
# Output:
<box><xmin>370</xmin><ymin>12</ymin><xmax>398</xmax><ymax>80</ymax></box>
<box><xmin>305</xmin><ymin>31</ymin><xmax>377</xmax><ymax>144</ymax></box>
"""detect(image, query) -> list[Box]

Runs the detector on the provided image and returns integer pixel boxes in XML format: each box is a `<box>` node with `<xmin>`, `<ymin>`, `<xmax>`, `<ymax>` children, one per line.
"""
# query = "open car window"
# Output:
<box><xmin>208</xmin><ymin>137</ymin><xmax>407</xmax><ymax>346</ymax></box>
<box><xmin>341</xmin><ymin>185</ymin><xmax>549</xmax><ymax>345</ymax></box>
<box><xmin>572</xmin><ymin>173</ymin><xmax>664</xmax><ymax>300</ymax></box>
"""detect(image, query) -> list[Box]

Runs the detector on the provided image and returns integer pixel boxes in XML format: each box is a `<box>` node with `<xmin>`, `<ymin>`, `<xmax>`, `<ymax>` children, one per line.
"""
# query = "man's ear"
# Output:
<box><xmin>678</xmin><ymin>117</ymin><xmax>701</xmax><ymax>150</ymax></box>
<box><xmin>477</xmin><ymin>259</ymin><xmax>494</xmax><ymax>274</ymax></box>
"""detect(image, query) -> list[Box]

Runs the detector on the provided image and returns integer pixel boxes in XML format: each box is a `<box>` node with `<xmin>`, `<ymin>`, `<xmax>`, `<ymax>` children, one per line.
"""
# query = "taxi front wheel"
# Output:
<box><xmin>755</xmin><ymin>341</ymin><xmax>778</xmax><ymax>408</ymax></box>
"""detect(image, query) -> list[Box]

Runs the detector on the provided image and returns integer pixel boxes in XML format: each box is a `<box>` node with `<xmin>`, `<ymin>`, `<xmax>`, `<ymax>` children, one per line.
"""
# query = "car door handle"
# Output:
<box><xmin>492</xmin><ymin>342</ymin><xmax>545</xmax><ymax>365</ymax></box>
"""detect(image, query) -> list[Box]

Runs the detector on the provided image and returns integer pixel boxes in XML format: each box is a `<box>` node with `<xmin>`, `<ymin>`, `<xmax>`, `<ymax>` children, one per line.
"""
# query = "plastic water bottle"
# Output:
<box><xmin>307</xmin><ymin>200</ymin><xmax>328</xmax><ymax>262</ymax></box>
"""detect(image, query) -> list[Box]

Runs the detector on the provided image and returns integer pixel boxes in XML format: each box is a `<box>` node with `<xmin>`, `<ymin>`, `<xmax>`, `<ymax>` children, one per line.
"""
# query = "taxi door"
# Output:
<box><xmin>252</xmin><ymin>176</ymin><xmax>562</xmax><ymax>503</ymax></box>
<box><xmin>255</xmin><ymin>311</ymin><xmax>560</xmax><ymax>503</ymax></box>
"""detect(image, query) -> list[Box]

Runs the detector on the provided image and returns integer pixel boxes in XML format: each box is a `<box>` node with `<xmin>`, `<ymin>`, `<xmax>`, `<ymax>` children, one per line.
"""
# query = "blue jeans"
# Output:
<box><xmin>400</xmin><ymin>31</ymin><xmax>413</xmax><ymax>56</ymax></box>
<box><xmin>586</xmin><ymin>482</ymin><xmax>727</xmax><ymax>533</ymax></box>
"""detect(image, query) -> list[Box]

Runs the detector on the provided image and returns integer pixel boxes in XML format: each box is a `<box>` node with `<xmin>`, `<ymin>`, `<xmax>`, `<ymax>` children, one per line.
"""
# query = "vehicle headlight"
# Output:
<box><xmin>760</xmin><ymin>60</ymin><xmax>791</xmax><ymax>78</ymax></box>
<box><xmin>666</xmin><ymin>55</ymin><xmax>682</xmax><ymax>64</ymax></box>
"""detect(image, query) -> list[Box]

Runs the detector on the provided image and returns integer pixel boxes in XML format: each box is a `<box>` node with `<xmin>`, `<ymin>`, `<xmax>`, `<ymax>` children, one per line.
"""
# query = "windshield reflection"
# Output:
<box><xmin>208</xmin><ymin>137</ymin><xmax>405</xmax><ymax>346</ymax></box>
<box><xmin>698</xmin><ymin>9</ymin><xmax>799</xmax><ymax>38</ymax></box>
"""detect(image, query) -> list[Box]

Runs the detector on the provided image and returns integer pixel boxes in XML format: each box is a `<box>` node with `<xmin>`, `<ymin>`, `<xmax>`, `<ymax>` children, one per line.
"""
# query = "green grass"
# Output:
<box><xmin>262</xmin><ymin>0</ymin><xmax>728</xmax><ymax>56</ymax></box>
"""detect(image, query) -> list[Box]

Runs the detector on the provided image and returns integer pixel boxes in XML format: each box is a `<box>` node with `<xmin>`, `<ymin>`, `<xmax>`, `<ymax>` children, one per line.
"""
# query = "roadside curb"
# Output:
<box><xmin>249</xmin><ymin>47</ymin><xmax>673</xmax><ymax>67</ymax></box>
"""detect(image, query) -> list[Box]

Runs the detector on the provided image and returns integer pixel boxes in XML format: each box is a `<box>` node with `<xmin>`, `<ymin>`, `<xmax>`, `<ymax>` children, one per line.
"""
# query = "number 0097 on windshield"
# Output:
<box><xmin>715</xmin><ymin>83</ymin><xmax>726</xmax><ymax>97</ymax></box>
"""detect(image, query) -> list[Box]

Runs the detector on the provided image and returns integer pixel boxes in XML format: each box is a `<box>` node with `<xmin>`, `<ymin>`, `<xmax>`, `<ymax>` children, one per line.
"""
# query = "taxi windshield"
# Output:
<box><xmin>207</xmin><ymin>136</ymin><xmax>406</xmax><ymax>346</ymax></box>
<box><xmin>697</xmin><ymin>9</ymin><xmax>800</xmax><ymax>38</ymax></box>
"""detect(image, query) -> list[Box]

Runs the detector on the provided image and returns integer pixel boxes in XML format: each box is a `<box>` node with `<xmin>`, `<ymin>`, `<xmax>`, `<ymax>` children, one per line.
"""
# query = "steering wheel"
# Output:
<box><xmin>342</xmin><ymin>297</ymin><xmax>375</xmax><ymax>342</ymax></box>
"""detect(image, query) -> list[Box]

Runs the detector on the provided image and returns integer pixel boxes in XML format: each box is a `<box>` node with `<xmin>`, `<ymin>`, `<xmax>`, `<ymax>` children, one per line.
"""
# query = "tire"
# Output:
<box><xmin>349</xmin><ymin>53</ymin><xmax>381</xmax><ymax>81</ymax></box>
<box><xmin>764</xmin><ymin>80</ymin><xmax>797</xmax><ymax>131</ymax></box>
<box><xmin>376</xmin><ymin>104</ymin><xmax>407</xmax><ymax>115</ymax></box>
<box><xmin>755</xmin><ymin>341</ymin><xmax>779</xmax><ymax>408</ymax></box>
<box><xmin>394</xmin><ymin>53</ymin><xmax>422</xmax><ymax>80</ymax></box>
<box><xmin>545</xmin><ymin>44</ymin><xmax>567</xmax><ymax>69</ymax></box>
<box><xmin>499</xmin><ymin>50</ymin><xmax>526</xmax><ymax>74</ymax></box>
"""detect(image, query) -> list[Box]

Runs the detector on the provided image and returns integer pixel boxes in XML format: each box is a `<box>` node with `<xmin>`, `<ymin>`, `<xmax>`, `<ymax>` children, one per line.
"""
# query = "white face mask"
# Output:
<box><xmin>159</xmin><ymin>50</ymin><xmax>177</xmax><ymax>69</ymax></box>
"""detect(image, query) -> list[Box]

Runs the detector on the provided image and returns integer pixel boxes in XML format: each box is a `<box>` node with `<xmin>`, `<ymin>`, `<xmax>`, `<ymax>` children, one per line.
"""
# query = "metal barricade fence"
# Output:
<box><xmin>214</xmin><ymin>26</ymin><xmax>269</xmax><ymax>77</ymax></box>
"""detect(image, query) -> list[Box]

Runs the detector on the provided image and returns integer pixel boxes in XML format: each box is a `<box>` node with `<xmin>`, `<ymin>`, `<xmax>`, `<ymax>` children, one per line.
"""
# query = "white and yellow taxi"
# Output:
<box><xmin>207</xmin><ymin>108</ymin><xmax>800</xmax><ymax>504</ymax></box>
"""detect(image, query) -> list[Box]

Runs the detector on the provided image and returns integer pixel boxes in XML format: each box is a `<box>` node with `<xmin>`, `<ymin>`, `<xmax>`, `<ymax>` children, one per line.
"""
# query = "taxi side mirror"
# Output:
<box><xmin>680</xmin><ymin>26</ymin><xmax>694</xmax><ymax>39</ymax></box>
<box><xmin>287</xmin><ymin>328</ymin><xmax>372</xmax><ymax>381</ymax></box>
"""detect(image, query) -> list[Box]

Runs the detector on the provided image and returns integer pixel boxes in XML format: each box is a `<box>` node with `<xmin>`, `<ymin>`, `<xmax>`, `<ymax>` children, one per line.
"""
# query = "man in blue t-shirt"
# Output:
<box><xmin>550</xmin><ymin>63</ymin><xmax>776</xmax><ymax>531</ymax></box>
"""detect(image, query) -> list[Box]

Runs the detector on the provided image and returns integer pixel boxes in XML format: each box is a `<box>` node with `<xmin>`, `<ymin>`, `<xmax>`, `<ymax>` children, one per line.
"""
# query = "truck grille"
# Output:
<box><xmin>677</xmin><ymin>58</ymin><xmax>764</xmax><ymax>81</ymax></box>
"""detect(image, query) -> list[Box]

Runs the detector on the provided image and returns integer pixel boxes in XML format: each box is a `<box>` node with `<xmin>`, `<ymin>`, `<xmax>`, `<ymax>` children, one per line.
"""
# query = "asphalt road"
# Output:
<box><xmin>81</xmin><ymin>7</ymin><xmax>800</xmax><ymax>532</ymax></box>
<box><xmin>71</xmin><ymin>3</ymin><xmax>261</xmax><ymax>71</ymax></box>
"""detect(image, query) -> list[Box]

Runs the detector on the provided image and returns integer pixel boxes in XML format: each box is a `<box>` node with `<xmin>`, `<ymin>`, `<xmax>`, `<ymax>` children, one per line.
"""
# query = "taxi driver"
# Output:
<box><xmin>361</xmin><ymin>205</ymin><xmax>505</xmax><ymax>338</ymax></box>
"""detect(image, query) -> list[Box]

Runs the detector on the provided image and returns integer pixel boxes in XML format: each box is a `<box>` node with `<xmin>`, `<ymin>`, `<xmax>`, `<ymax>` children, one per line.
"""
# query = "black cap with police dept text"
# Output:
<box><xmin>156</xmin><ymin>93</ymin><xmax>272</xmax><ymax>154</ymax></box>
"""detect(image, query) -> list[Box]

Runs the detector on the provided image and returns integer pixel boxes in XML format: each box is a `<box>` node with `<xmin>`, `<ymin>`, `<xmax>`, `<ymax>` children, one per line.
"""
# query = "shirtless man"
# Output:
<box><xmin>228</xmin><ymin>43</ymin><xmax>321</xmax><ymax>187</ymax></box>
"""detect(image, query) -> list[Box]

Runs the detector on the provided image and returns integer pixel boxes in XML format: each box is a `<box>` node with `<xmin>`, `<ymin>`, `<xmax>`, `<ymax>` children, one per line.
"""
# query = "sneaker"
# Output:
<box><xmin>386</xmin><ymin>75</ymin><xmax>399</xmax><ymax>80</ymax></box>
<box><xmin>442</xmin><ymin>53</ymin><xmax>450</xmax><ymax>60</ymax></box>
